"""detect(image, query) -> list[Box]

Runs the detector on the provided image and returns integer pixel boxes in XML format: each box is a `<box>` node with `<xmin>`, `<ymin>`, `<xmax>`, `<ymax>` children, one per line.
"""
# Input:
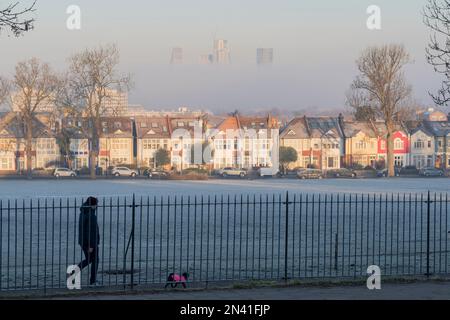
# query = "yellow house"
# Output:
<box><xmin>342</xmin><ymin>121</ymin><xmax>380</xmax><ymax>168</ymax></box>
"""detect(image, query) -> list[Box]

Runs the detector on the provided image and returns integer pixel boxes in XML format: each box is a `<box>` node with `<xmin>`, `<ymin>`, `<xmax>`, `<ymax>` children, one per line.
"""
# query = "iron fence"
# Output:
<box><xmin>0</xmin><ymin>191</ymin><xmax>449</xmax><ymax>292</ymax></box>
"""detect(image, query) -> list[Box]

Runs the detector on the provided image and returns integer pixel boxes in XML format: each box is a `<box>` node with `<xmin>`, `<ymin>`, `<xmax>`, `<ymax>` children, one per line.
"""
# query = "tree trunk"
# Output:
<box><xmin>89</xmin><ymin>123</ymin><xmax>100</xmax><ymax>180</ymax></box>
<box><xmin>386</xmin><ymin>127</ymin><xmax>395</xmax><ymax>178</ymax></box>
<box><xmin>89</xmin><ymin>150</ymin><xmax>97</xmax><ymax>179</ymax></box>
<box><xmin>25</xmin><ymin>117</ymin><xmax>33</xmax><ymax>179</ymax></box>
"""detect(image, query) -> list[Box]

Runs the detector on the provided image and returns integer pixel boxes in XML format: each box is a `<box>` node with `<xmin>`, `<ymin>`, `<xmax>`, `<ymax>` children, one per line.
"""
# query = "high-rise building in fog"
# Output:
<box><xmin>214</xmin><ymin>39</ymin><xmax>231</xmax><ymax>64</ymax></box>
<box><xmin>199</xmin><ymin>54</ymin><xmax>214</xmax><ymax>65</ymax></box>
<box><xmin>170</xmin><ymin>47</ymin><xmax>183</xmax><ymax>64</ymax></box>
<box><xmin>98</xmin><ymin>89</ymin><xmax>128</xmax><ymax>116</ymax></box>
<box><xmin>257</xmin><ymin>48</ymin><xmax>274</xmax><ymax>65</ymax></box>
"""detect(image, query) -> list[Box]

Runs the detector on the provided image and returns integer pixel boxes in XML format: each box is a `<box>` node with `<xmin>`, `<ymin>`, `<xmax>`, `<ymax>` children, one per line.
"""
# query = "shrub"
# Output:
<box><xmin>348</xmin><ymin>163</ymin><xmax>364</xmax><ymax>170</ymax></box>
<box><xmin>183</xmin><ymin>167</ymin><xmax>209</xmax><ymax>175</ymax></box>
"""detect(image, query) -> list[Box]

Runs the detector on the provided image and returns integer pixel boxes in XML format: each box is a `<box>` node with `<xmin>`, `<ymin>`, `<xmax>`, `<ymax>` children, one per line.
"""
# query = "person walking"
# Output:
<box><xmin>78</xmin><ymin>196</ymin><xmax>100</xmax><ymax>285</ymax></box>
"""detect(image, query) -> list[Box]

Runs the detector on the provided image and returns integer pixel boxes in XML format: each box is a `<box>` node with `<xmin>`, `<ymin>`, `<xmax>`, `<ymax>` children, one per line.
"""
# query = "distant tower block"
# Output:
<box><xmin>214</xmin><ymin>39</ymin><xmax>231</xmax><ymax>64</ymax></box>
<box><xmin>170</xmin><ymin>47</ymin><xmax>183</xmax><ymax>64</ymax></box>
<box><xmin>199</xmin><ymin>54</ymin><xmax>214</xmax><ymax>65</ymax></box>
<box><xmin>257</xmin><ymin>48</ymin><xmax>274</xmax><ymax>65</ymax></box>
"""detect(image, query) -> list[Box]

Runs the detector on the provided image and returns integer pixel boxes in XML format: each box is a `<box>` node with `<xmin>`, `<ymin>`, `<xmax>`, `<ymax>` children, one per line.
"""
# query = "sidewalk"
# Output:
<box><xmin>51</xmin><ymin>281</ymin><xmax>450</xmax><ymax>300</ymax></box>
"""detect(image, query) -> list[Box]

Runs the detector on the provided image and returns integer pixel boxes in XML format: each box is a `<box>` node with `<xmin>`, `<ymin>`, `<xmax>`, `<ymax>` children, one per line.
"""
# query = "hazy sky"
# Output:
<box><xmin>0</xmin><ymin>0</ymin><xmax>442</xmax><ymax>113</ymax></box>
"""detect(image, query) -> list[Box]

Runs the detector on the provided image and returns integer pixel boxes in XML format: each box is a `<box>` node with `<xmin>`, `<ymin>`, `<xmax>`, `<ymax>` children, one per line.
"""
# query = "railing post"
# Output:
<box><xmin>131</xmin><ymin>194</ymin><xmax>136</xmax><ymax>289</ymax></box>
<box><xmin>334</xmin><ymin>233</ymin><xmax>338</xmax><ymax>271</ymax></box>
<box><xmin>284</xmin><ymin>191</ymin><xmax>289</xmax><ymax>282</ymax></box>
<box><xmin>425</xmin><ymin>191</ymin><xmax>432</xmax><ymax>277</ymax></box>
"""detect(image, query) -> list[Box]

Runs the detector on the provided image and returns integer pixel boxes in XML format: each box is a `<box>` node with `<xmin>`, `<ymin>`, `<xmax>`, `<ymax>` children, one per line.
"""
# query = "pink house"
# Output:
<box><xmin>377</xmin><ymin>129</ymin><xmax>410</xmax><ymax>167</ymax></box>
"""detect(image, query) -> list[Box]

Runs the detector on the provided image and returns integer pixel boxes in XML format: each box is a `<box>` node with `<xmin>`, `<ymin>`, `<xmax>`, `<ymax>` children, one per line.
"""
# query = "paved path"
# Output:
<box><xmin>53</xmin><ymin>281</ymin><xmax>450</xmax><ymax>300</ymax></box>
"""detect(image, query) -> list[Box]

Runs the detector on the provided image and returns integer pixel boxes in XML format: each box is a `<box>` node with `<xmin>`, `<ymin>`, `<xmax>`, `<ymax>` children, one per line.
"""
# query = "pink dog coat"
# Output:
<box><xmin>172</xmin><ymin>274</ymin><xmax>187</xmax><ymax>282</ymax></box>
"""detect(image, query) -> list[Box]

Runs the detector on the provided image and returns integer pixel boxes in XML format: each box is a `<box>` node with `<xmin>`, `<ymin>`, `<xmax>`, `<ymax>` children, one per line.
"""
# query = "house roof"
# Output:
<box><xmin>341</xmin><ymin>120</ymin><xmax>378</xmax><ymax>138</ymax></box>
<box><xmin>0</xmin><ymin>112</ymin><xmax>55</xmax><ymax>139</ymax></box>
<box><xmin>135</xmin><ymin>116</ymin><xmax>171</xmax><ymax>139</ymax></box>
<box><xmin>422</xmin><ymin>120</ymin><xmax>450</xmax><ymax>137</ymax></box>
<box><xmin>100</xmin><ymin>117</ymin><xmax>133</xmax><ymax>138</ymax></box>
<box><xmin>306</xmin><ymin>117</ymin><xmax>344</xmax><ymax>139</ymax></box>
<box><xmin>213</xmin><ymin>114</ymin><xmax>280</xmax><ymax>138</ymax></box>
<box><xmin>280</xmin><ymin>117</ymin><xmax>309</xmax><ymax>139</ymax></box>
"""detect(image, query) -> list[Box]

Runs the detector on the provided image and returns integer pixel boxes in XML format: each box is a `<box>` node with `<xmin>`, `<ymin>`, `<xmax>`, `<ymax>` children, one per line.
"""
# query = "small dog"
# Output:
<box><xmin>165</xmin><ymin>272</ymin><xmax>189</xmax><ymax>289</ymax></box>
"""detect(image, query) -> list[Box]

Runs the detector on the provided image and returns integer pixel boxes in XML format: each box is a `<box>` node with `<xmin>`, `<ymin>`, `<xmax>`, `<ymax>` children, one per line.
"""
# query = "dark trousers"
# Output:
<box><xmin>78</xmin><ymin>246</ymin><xmax>99</xmax><ymax>284</ymax></box>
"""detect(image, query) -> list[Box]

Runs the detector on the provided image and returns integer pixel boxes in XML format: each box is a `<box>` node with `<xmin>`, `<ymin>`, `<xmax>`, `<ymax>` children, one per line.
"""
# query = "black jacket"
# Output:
<box><xmin>78</xmin><ymin>204</ymin><xmax>100</xmax><ymax>248</ymax></box>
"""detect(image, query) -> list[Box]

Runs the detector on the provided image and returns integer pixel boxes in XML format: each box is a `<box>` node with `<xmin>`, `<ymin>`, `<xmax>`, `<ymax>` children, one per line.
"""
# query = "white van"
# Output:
<box><xmin>257</xmin><ymin>167</ymin><xmax>280</xmax><ymax>177</ymax></box>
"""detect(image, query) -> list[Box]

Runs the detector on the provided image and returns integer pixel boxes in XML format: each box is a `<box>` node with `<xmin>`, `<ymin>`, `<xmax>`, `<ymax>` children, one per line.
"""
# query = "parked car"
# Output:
<box><xmin>297</xmin><ymin>169</ymin><xmax>324</xmax><ymax>180</ymax></box>
<box><xmin>419</xmin><ymin>167</ymin><xmax>444</xmax><ymax>177</ymax></box>
<box><xmin>111</xmin><ymin>167</ymin><xmax>139</xmax><ymax>177</ymax></box>
<box><xmin>217</xmin><ymin>167</ymin><xmax>247</xmax><ymax>178</ymax></box>
<box><xmin>257</xmin><ymin>167</ymin><xmax>281</xmax><ymax>177</ymax></box>
<box><xmin>282</xmin><ymin>167</ymin><xmax>303</xmax><ymax>177</ymax></box>
<box><xmin>376</xmin><ymin>167</ymin><xmax>401</xmax><ymax>177</ymax></box>
<box><xmin>53</xmin><ymin>168</ymin><xmax>77</xmax><ymax>178</ymax></box>
<box><xmin>327</xmin><ymin>168</ymin><xmax>357</xmax><ymax>178</ymax></box>
<box><xmin>144</xmin><ymin>168</ymin><xmax>169</xmax><ymax>179</ymax></box>
<box><xmin>399</xmin><ymin>166</ymin><xmax>419</xmax><ymax>176</ymax></box>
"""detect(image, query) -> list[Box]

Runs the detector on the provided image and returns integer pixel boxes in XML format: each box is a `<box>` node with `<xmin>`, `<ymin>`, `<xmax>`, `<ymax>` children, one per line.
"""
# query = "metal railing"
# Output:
<box><xmin>0</xmin><ymin>191</ymin><xmax>449</xmax><ymax>292</ymax></box>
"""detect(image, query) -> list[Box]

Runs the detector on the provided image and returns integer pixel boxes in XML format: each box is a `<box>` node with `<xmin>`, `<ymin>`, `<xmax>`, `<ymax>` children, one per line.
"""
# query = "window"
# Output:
<box><xmin>428</xmin><ymin>140</ymin><xmax>432</xmax><ymax>148</ymax></box>
<box><xmin>414</xmin><ymin>139</ymin><xmax>424</xmax><ymax>149</ymax></box>
<box><xmin>0</xmin><ymin>158</ymin><xmax>13</xmax><ymax>170</ymax></box>
<box><xmin>143</xmin><ymin>139</ymin><xmax>161</xmax><ymax>150</ymax></box>
<box><xmin>327</xmin><ymin>157</ymin><xmax>335</xmax><ymax>168</ymax></box>
<box><xmin>0</xmin><ymin>140</ymin><xmax>12</xmax><ymax>151</ymax></box>
<box><xmin>356</xmin><ymin>141</ymin><xmax>366</xmax><ymax>149</ymax></box>
<box><xmin>394</xmin><ymin>138</ymin><xmax>404</xmax><ymax>150</ymax></box>
<box><xmin>394</xmin><ymin>156</ymin><xmax>404</xmax><ymax>167</ymax></box>
<box><xmin>140</xmin><ymin>122</ymin><xmax>147</xmax><ymax>128</ymax></box>
<box><xmin>112</xmin><ymin>139</ymin><xmax>129</xmax><ymax>150</ymax></box>
<box><xmin>178</xmin><ymin>122</ymin><xmax>185</xmax><ymax>127</ymax></box>
<box><xmin>151</xmin><ymin>123</ymin><xmax>158</xmax><ymax>128</ymax></box>
<box><xmin>114</xmin><ymin>122</ymin><xmax>122</xmax><ymax>129</ymax></box>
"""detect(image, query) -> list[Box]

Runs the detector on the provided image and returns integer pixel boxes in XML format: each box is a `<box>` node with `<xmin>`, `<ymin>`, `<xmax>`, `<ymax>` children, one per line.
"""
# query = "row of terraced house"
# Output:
<box><xmin>281</xmin><ymin>109</ymin><xmax>450</xmax><ymax>170</ymax></box>
<box><xmin>0</xmin><ymin>111</ymin><xmax>279</xmax><ymax>173</ymax></box>
<box><xmin>0</xmin><ymin>108</ymin><xmax>450</xmax><ymax>174</ymax></box>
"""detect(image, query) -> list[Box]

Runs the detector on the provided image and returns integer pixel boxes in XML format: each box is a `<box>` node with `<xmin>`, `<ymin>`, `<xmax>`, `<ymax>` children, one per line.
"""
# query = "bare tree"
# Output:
<box><xmin>0</xmin><ymin>1</ymin><xmax>36</xmax><ymax>36</ymax></box>
<box><xmin>346</xmin><ymin>89</ymin><xmax>376</xmax><ymax>121</ymax></box>
<box><xmin>61</xmin><ymin>44</ymin><xmax>131</xmax><ymax>179</ymax></box>
<box><xmin>348</xmin><ymin>44</ymin><xmax>412</xmax><ymax>177</ymax></box>
<box><xmin>0</xmin><ymin>77</ymin><xmax>10</xmax><ymax>106</ymax></box>
<box><xmin>6</xmin><ymin>58</ymin><xmax>61</xmax><ymax>178</ymax></box>
<box><xmin>424</xmin><ymin>0</ymin><xmax>450</xmax><ymax>105</ymax></box>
